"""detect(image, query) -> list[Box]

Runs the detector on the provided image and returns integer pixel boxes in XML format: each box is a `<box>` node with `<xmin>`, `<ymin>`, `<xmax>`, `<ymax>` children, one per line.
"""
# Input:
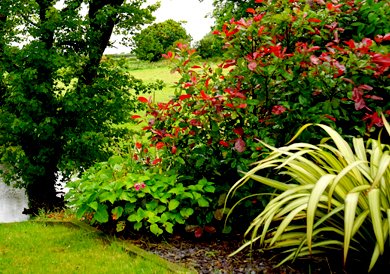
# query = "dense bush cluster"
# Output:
<box><xmin>67</xmin><ymin>0</ymin><xmax>389</xmax><ymax>271</ymax></box>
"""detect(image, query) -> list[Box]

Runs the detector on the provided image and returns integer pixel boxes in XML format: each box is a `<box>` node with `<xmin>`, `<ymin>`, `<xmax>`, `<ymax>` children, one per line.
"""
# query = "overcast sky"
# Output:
<box><xmin>105</xmin><ymin>0</ymin><xmax>215</xmax><ymax>54</ymax></box>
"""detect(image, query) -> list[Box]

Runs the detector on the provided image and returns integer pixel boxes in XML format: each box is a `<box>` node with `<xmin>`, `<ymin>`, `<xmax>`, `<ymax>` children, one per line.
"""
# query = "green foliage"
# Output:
<box><xmin>133</xmin><ymin>19</ymin><xmax>191</xmax><ymax>62</ymax></box>
<box><xmin>135</xmin><ymin>0</ymin><xmax>389</xmax><ymax>236</ymax></box>
<box><xmin>0</xmin><ymin>0</ymin><xmax>160</xmax><ymax>211</ymax></box>
<box><xmin>195</xmin><ymin>32</ymin><xmax>224</xmax><ymax>59</ymax></box>
<box><xmin>226</xmin><ymin>116</ymin><xmax>390</xmax><ymax>272</ymax></box>
<box><xmin>65</xmin><ymin>153</ymin><xmax>216</xmax><ymax>236</ymax></box>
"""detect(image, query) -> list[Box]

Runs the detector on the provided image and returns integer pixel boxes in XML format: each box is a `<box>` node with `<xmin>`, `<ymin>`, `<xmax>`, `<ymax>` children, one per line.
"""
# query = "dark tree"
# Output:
<box><xmin>0</xmin><ymin>0</ymin><xmax>159</xmax><ymax>213</ymax></box>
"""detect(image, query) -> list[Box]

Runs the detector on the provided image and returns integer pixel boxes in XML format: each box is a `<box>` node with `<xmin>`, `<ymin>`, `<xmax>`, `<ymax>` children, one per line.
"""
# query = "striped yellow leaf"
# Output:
<box><xmin>368</xmin><ymin>188</ymin><xmax>384</xmax><ymax>254</ymax></box>
<box><xmin>306</xmin><ymin>174</ymin><xmax>335</xmax><ymax>253</ymax></box>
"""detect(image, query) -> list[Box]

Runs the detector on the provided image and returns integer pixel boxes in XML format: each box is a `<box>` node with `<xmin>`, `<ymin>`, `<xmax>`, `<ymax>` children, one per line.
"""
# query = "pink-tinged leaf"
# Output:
<box><xmin>155</xmin><ymin>142</ymin><xmax>165</xmax><ymax>150</ymax></box>
<box><xmin>359</xmin><ymin>84</ymin><xmax>373</xmax><ymax>91</ymax></box>
<box><xmin>138</xmin><ymin>96</ymin><xmax>148</xmax><ymax>103</ymax></box>
<box><xmin>131</xmin><ymin>115</ymin><xmax>141</xmax><ymax>119</ymax></box>
<box><xmin>237</xmin><ymin>103</ymin><xmax>247</xmax><ymax>109</ymax></box>
<box><xmin>162</xmin><ymin>51</ymin><xmax>173</xmax><ymax>59</ymax></box>
<box><xmin>307</xmin><ymin>46</ymin><xmax>320</xmax><ymax>52</ymax></box>
<box><xmin>310</xmin><ymin>55</ymin><xmax>321</xmax><ymax>65</ymax></box>
<box><xmin>364</xmin><ymin>95</ymin><xmax>383</xmax><ymax>100</ymax></box>
<box><xmin>179</xmin><ymin>94</ymin><xmax>192</xmax><ymax>100</ymax></box>
<box><xmin>248</xmin><ymin>61</ymin><xmax>257</xmax><ymax>71</ymax></box>
<box><xmin>234</xmin><ymin>138</ymin><xmax>246</xmax><ymax>153</ymax></box>
<box><xmin>272</xmin><ymin>105</ymin><xmax>286</xmax><ymax>115</ymax></box>
<box><xmin>371</xmin><ymin>53</ymin><xmax>390</xmax><ymax>67</ymax></box>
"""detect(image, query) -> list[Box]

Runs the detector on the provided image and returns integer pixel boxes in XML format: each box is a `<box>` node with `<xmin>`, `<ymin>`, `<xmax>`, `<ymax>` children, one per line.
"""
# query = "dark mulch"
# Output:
<box><xmin>119</xmin><ymin>231</ymin><xmax>336</xmax><ymax>274</ymax></box>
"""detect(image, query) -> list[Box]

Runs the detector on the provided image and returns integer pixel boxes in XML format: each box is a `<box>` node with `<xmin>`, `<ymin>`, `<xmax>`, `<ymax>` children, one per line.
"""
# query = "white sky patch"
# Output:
<box><xmin>105</xmin><ymin>0</ymin><xmax>215</xmax><ymax>54</ymax></box>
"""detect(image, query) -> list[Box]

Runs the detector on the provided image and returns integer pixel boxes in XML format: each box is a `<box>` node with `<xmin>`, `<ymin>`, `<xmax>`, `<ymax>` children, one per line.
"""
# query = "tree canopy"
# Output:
<box><xmin>0</xmin><ymin>0</ymin><xmax>160</xmax><ymax>212</ymax></box>
<box><xmin>133</xmin><ymin>19</ymin><xmax>191</xmax><ymax>61</ymax></box>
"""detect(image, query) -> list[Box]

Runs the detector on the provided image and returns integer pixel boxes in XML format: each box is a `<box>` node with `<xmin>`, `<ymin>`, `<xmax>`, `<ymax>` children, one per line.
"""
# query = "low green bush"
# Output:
<box><xmin>65</xmin><ymin>154</ymin><xmax>216</xmax><ymax>236</ymax></box>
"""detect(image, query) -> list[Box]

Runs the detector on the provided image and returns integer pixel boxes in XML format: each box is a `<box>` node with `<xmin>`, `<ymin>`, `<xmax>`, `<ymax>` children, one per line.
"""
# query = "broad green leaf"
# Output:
<box><xmin>88</xmin><ymin>201</ymin><xmax>98</xmax><ymax>211</ymax></box>
<box><xmin>168</xmin><ymin>199</ymin><xmax>180</xmax><ymax>211</ymax></box>
<box><xmin>197</xmin><ymin>197</ymin><xmax>210</xmax><ymax>207</ymax></box>
<box><xmin>150</xmin><ymin>224</ymin><xmax>163</xmax><ymax>235</ymax></box>
<box><xmin>111</xmin><ymin>206</ymin><xmax>124</xmax><ymax>220</ymax></box>
<box><xmin>94</xmin><ymin>204</ymin><xmax>109</xmax><ymax>223</ymax></box>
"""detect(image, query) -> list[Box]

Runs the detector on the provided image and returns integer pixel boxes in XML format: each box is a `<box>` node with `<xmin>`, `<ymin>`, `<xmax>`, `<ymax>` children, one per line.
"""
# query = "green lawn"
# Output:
<box><xmin>0</xmin><ymin>221</ymin><xmax>192</xmax><ymax>274</ymax></box>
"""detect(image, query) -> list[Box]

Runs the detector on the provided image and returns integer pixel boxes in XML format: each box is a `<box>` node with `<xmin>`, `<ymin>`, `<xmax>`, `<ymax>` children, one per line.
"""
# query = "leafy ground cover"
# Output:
<box><xmin>0</xmin><ymin>221</ymin><xmax>190</xmax><ymax>274</ymax></box>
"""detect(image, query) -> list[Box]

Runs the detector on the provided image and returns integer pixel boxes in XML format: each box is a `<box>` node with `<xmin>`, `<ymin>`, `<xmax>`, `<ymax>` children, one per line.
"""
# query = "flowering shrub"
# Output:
<box><xmin>134</xmin><ymin>0</ymin><xmax>389</xmax><ymax>232</ymax></box>
<box><xmin>140</xmin><ymin>0</ymin><xmax>389</xmax><ymax>180</ymax></box>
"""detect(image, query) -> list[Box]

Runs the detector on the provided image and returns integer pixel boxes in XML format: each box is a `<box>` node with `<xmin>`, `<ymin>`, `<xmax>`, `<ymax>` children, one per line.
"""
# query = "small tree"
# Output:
<box><xmin>0</xmin><ymin>0</ymin><xmax>160</xmax><ymax>213</ymax></box>
<box><xmin>133</xmin><ymin>19</ymin><xmax>191</xmax><ymax>61</ymax></box>
<box><xmin>195</xmin><ymin>32</ymin><xmax>224</xmax><ymax>59</ymax></box>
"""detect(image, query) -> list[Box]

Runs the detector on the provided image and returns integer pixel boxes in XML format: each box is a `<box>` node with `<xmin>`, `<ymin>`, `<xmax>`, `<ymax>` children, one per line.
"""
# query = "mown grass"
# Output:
<box><xmin>0</xmin><ymin>221</ymin><xmax>188</xmax><ymax>274</ymax></box>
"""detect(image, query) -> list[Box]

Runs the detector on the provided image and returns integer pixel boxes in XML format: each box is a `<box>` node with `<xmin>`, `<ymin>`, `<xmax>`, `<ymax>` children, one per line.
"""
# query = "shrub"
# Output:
<box><xmin>133</xmin><ymin>19</ymin><xmax>191</xmax><ymax>62</ymax></box>
<box><xmin>226</xmin><ymin>115</ymin><xmax>390</xmax><ymax>272</ymax></box>
<box><xmin>65</xmin><ymin>152</ymin><xmax>216</xmax><ymax>236</ymax></box>
<box><xmin>195</xmin><ymin>32</ymin><xmax>224</xmax><ymax>59</ymax></box>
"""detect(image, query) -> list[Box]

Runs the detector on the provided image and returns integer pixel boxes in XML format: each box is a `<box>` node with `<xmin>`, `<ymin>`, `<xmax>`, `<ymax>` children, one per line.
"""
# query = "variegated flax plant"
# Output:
<box><xmin>226</xmin><ymin>114</ymin><xmax>390</xmax><ymax>272</ymax></box>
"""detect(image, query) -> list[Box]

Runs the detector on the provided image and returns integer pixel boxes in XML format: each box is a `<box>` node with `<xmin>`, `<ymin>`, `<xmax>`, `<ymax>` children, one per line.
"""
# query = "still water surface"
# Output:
<box><xmin>0</xmin><ymin>180</ymin><xmax>29</xmax><ymax>223</ymax></box>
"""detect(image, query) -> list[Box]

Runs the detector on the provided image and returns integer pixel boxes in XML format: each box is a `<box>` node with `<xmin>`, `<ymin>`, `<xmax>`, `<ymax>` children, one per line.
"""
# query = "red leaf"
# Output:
<box><xmin>191</xmin><ymin>65</ymin><xmax>201</xmax><ymax>69</ymax></box>
<box><xmin>255</xmin><ymin>0</ymin><xmax>265</xmax><ymax>3</ymax></box>
<box><xmin>233</xmin><ymin>127</ymin><xmax>244</xmax><ymax>136</ymax></box>
<box><xmin>204</xmin><ymin>226</ymin><xmax>216</xmax><ymax>234</ymax></box>
<box><xmin>171</xmin><ymin>146</ymin><xmax>177</xmax><ymax>154</ymax></box>
<box><xmin>138</xmin><ymin>96</ymin><xmax>148</xmax><ymax>103</ymax></box>
<box><xmin>155</xmin><ymin>142</ymin><xmax>165</xmax><ymax>150</ymax></box>
<box><xmin>135</xmin><ymin>142</ymin><xmax>142</xmax><ymax>149</ymax></box>
<box><xmin>179</xmin><ymin>94</ymin><xmax>192</xmax><ymax>100</ymax></box>
<box><xmin>225</xmin><ymin>103</ymin><xmax>234</xmax><ymax>108</ymax></box>
<box><xmin>162</xmin><ymin>51</ymin><xmax>173</xmax><ymax>59</ymax></box>
<box><xmin>237</xmin><ymin>103</ymin><xmax>247</xmax><ymax>109</ymax></box>
<box><xmin>219</xmin><ymin>140</ymin><xmax>229</xmax><ymax>147</ymax></box>
<box><xmin>131</xmin><ymin>115</ymin><xmax>141</xmax><ymax>119</ymax></box>
<box><xmin>152</xmin><ymin>158</ymin><xmax>162</xmax><ymax>165</ymax></box>
<box><xmin>324</xmin><ymin>114</ymin><xmax>336</xmax><ymax>122</ymax></box>
<box><xmin>200</xmin><ymin>90</ymin><xmax>210</xmax><ymax>100</ymax></box>
<box><xmin>308</xmin><ymin>18</ymin><xmax>321</xmax><ymax>23</ymax></box>
<box><xmin>194</xmin><ymin>227</ymin><xmax>203</xmax><ymax>238</ymax></box>
<box><xmin>246</xmin><ymin>8</ymin><xmax>256</xmax><ymax>14</ymax></box>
